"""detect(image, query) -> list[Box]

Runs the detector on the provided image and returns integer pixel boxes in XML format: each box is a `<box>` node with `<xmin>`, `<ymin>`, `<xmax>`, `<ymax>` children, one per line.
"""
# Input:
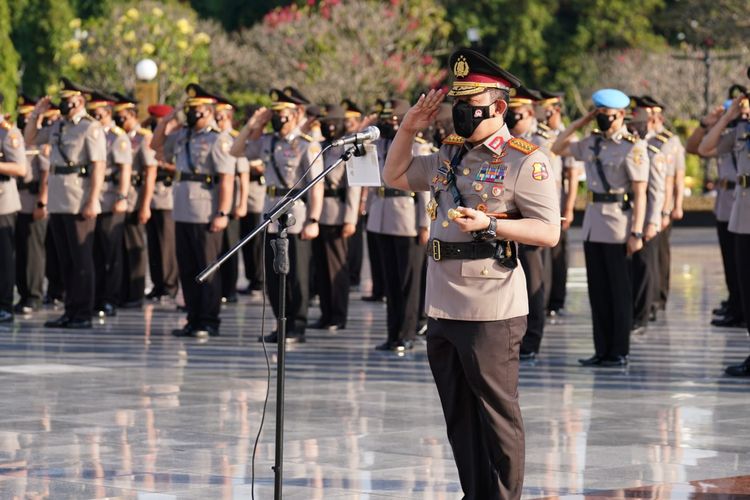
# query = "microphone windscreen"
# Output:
<box><xmin>366</xmin><ymin>125</ymin><xmax>381</xmax><ymax>141</ymax></box>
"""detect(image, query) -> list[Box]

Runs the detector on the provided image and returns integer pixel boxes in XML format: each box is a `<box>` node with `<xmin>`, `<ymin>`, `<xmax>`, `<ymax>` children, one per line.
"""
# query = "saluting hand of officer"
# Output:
<box><xmin>401</xmin><ymin>89</ymin><xmax>446</xmax><ymax>134</ymax></box>
<box><xmin>570</xmin><ymin>109</ymin><xmax>597</xmax><ymax>130</ymax></box>
<box><xmin>246</xmin><ymin>107</ymin><xmax>273</xmax><ymax>131</ymax></box>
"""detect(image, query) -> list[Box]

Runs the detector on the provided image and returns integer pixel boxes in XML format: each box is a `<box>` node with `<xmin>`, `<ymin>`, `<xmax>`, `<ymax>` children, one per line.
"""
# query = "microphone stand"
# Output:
<box><xmin>197</xmin><ymin>141</ymin><xmax>366</xmax><ymax>500</ymax></box>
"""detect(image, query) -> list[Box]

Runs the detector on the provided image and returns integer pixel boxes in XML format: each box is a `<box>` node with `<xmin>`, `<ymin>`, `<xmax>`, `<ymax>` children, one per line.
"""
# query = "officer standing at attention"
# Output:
<box><xmin>88</xmin><ymin>90</ymin><xmax>132</xmax><ymax>318</ymax></box>
<box><xmin>341</xmin><ymin>98</ymin><xmax>366</xmax><ymax>289</ymax></box>
<box><xmin>699</xmin><ymin>93</ymin><xmax>750</xmax><ymax>376</ymax></box>
<box><xmin>14</xmin><ymin>95</ymin><xmax>49</xmax><ymax>315</ymax></box>
<box><xmin>535</xmin><ymin>90</ymin><xmax>582</xmax><ymax>317</ymax></box>
<box><xmin>627</xmin><ymin>99</ymin><xmax>667</xmax><ymax>335</ymax></box>
<box><xmin>153</xmin><ymin>83</ymin><xmax>235</xmax><ymax>338</ymax></box>
<box><xmin>142</xmin><ymin>104</ymin><xmax>179</xmax><ymax>302</ymax></box>
<box><xmin>230</xmin><ymin>88</ymin><xmax>323</xmax><ymax>344</ymax></box>
<box><xmin>369</xmin><ymin>98</ymin><xmax>431</xmax><ymax>352</ymax></box>
<box><xmin>552</xmin><ymin>88</ymin><xmax>649</xmax><ymax>367</ymax></box>
<box><xmin>0</xmin><ymin>93</ymin><xmax>28</xmax><ymax>323</ymax></box>
<box><xmin>384</xmin><ymin>48</ymin><xmax>560</xmax><ymax>499</ymax></box>
<box><xmin>310</xmin><ymin>104</ymin><xmax>361</xmax><ymax>331</ymax></box>
<box><xmin>214</xmin><ymin>95</ymin><xmax>250</xmax><ymax>304</ymax></box>
<box><xmin>505</xmin><ymin>86</ymin><xmax>551</xmax><ymax>361</ymax></box>
<box><xmin>28</xmin><ymin>78</ymin><xmax>107</xmax><ymax>329</ymax></box>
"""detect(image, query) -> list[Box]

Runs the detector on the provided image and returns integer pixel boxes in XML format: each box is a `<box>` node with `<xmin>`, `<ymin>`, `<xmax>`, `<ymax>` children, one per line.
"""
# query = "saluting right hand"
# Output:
<box><xmin>247</xmin><ymin>107</ymin><xmax>272</xmax><ymax>131</ymax></box>
<box><xmin>32</xmin><ymin>97</ymin><xmax>52</xmax><ymax>125</ymax></box>
<box><xmin>401</xmin><ymin>89</ymin><xmax>446</xmax><ymax>134</ymax></box>
<box><xmin>573</xmin><ymin>109</ymin><xmax>597</xmax><ymax>130</ymax></box>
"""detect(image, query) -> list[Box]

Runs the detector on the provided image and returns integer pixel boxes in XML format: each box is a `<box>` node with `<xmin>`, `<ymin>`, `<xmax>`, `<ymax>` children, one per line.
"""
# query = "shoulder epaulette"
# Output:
<box><xmin>623</xmin><ymin>133</ymin><xmax>637</xmax><ymax>144</ymax></box>
<box><xmin>137</xmin><ymin>128</ymin><xmax>152</xmax><ymax>136</ymax></box>
<box><xmin>592</xmin><ymin>129</ymin><xmax>603</xmax><ymax>136</ymax></box>
<box><xmin>647</xmin><ymin>144</ymin><xmax>661</xmax><ymax>154</ymax></box>
<box><xmin>414</xmin><ymin>136</ymin><xmax>427</xmax><ymax>144</ymax></box>
<box><xmin>507</xmin><ymin>137</ymin><xmax>539</xmax><ymax>155</ymax></box>
<box><xmin>534</xmin><ymin>129</ymin><xmax>550</xmax><ymax>140</ymax></box>
<box><xmin>230</xmin><ymin>129</ymin><xmax>240</xmax><ymax>138</ymax></box>
<box><xmin>298</xmin><ymin>132</ymin><xmax>313</xmax><ymax>142</ymax></box>
<box><xmin>442</xmin><ymin>134</ymin><xmax>465</xmax><ymax>146</ymax></box>
<box><xmin>538</xmin><ymin>122</ymin><xmax>551</xmax><ymax>132</ymax></box>
<box><xmin>112</xmin><ymin>126</ymin><xmax>125</xmax><ymax>135</ymax></box>
<box><xmin>208</xmin><ymin>126</ymin><xmax>220</xmax><ymax>133</ymax></box>
<box><xmin>662</xmin><ymin>129</ymin><xmax>674</xmax><ymax>138</ymax></box>
<box><xmin>655</xmin><ymin>134</ymin><xmax>669</xmax><ymax>143</ymax></box>
<box><xmin>81</xmin><ymin>114</ymin><xmax>94</xmax><ymax>121</ymax></box>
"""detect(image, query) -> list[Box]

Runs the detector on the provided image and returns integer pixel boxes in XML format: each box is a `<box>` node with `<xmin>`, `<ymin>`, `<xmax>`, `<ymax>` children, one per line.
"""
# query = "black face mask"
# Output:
<box><xmin>42</xmin><ymin>118</ymin><xmax>53</xmax><ymax>128</ymax></box>
<box><xmin>504</xmin><ymin>111</ymin><xmax>523</xmax><ymax>130</ymax></box>
<box><xmin>59</xmin><ymin>99</ymin><xmax>75</xmax><ymax>117</ymax></box>
<box><xmin>379</xmin><ymin>121</ymin><xmax>396</xmax><ymax>140</ymax></box>
<box><xmin>16</xmin><ymin>115</ymin><xmax>27</xmax><ymax>131</ymax></box>
<box><xmin>186</xmin><ymin>109</ymin><xmax>203</xmax><ymax>128</ymax></box>
<box><xmin>452</xmin><ymin>101</ymin><xmax>492</xmax><ymax>138</ymax></box>
<box><xmin>627</xmin><ymin>121</ymin><xmax>648</xmax><ymax>139</ymax></box>
<box><xmin>113</xmin><ymin>114</ymin><xmax>127</xmax><ymax>129</ymax></box>
<box><xmin>271</xmin><ymin>113</ymin><xmax>288</xmax><ymax>133</ymax></box>
<box><xmin>93</xmin><ymin>113</ymin><xmax>106</xmax><ymax>122</ymax></box>
<box><xmin>321</xmin><ymin>120</ymin><xmax>344</xmax><ymax>142</ymax></box>
<box><xmin>596</xmin><ymin>113</ymin><xmax>616</xmax><ymax>132</ymax></box>
<box><xmin>432</xmin><ymin>126</ymin><xmax>447</xmax><ymax>145</ymax></box>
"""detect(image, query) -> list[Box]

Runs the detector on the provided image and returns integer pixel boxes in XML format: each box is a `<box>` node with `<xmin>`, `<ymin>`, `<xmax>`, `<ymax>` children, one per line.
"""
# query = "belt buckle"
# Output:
<box><xmin>431</xmin><ymin>240</ymin><xmax>441</xmax><ymax>262</ymax></box>
<box><xmin>205</xmin><ymin>175</ymin><xmax>213</xmax><ymax>185</ymax></box>
<box><xmin>269</xmin><ymin>185</ymin><xmax>277</xmax><ymax>197</ymax></box>
<box><xmin>586</xmin><ymin>191</ymin><xmax>593</xmax><ymax>204</ymax></box>
<box><xmin>740</xmin><ymin>176</ymin><xmax>749</xmax><ymax>189</ymax></box>
<box><xmin>378</xmin><ymin>186</ymin><xmax>385</xmax><ymax>198</ymax></box>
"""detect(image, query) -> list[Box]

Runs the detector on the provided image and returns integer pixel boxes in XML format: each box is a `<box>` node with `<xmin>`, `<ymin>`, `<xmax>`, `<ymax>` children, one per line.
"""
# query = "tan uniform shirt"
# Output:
<box><xmin>229</xmin><ymin>130</ymin><xmax>250</xmax><ymax>212</ymax></box>
<box><xmin>728</xmin><ymin>122</ymin><xmax>750</xmax><ymax>234</ymax></box>
<box><xmin>367</xmin><ymin>138</ymin><xmax>431</xmax><ymax>237</ymax></box>
<box><xmin>532</xmin><ymin>122</ymin><xmax>582</xmax><ymax>210</ymax></box>
<box><xmin>246</xmin><ymin>158</ymin><xmax>266</xmax><ymax>214</ymax></box>
<box><xmin>151</xmin><ymin>161</ymin><xmax>174</xmax><ymax>211</ymax></box>
<box><xmin>18</xmin><ymin>148</ymin><xmax>49</xmax><ymax>214</ymax></box>
<box><xmin>244</xmin><ymin>132</ymin><xmax>323</xmax><ymax>234</ymax></box>
<box><xmin>715</xmin><ymin>128</ymin><xmax>738</xmax><ymax>223</ymax></box>
<box><xmin>39</xmin><ymin>111</ymin><xmax>107</xmax><ymax>215</ymax></box>
<box><xmin>100</xmin><ymin>126</ymin><xmax>133</xmax><ymax>213</ymax></box>
<box><xmin>570</xmin><ymin>126</ymin><xmax>649</xmax><ymax>243</ymax></box>
<box><xmin>0</xmin><ymin>120</ymin><xmax>26</xmax><ymax>215</ymax></box>
<box><xmin>319</xmin><ymin>144</ymin><xmax>361</xmax><ymax>226</ymax></box>
<box><xmin>163</xmin><ymin>124</ymin><xmax>236</xmax><ymax>224</ymax></box>
<box><xmin>405</xmin><ymin>126</ymin><xmax>560</xmax><ymax>321</ymax></box>
<box><xmin>644</xmin><ymin>144</ymin><xmax>667</xmax><ymax>229</ymax></box>
<box><xmin>127</xmin><ymin>126</ymin><xmax>157</xmax><ymax>212</ymax></box>
<box><xmin>652</xmin><ymin>129</ymin><xmax>685</xmax><ymax>177</ymax></box>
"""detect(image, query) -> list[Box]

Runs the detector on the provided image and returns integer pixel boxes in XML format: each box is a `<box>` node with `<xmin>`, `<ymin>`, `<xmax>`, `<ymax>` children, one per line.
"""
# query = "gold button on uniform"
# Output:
<box><xmin>480</xmin><ymin>268</ymin><xmax>489</xmax><ymax>276</ymax></box>
<box><xmin>463</xmin><ymin>168</ymin><xmax>470</xmax><ymax>175</ymax></box>
<box><xmin>442</xmin><ymin>220</ymin><xmax>450</xmax><ymax>228</ymax></box>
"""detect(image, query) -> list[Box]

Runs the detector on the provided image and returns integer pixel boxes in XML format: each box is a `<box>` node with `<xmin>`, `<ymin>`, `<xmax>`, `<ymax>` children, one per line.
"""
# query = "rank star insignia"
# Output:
<box><xmin>531</xmin><ymin>162</ymin><xmax>549</xmax><ymax>181</ymax></box>
<box><xmin>426</xmin><ymin>198</ymin><xmax>439</xmax><ymax>221</ymax></box>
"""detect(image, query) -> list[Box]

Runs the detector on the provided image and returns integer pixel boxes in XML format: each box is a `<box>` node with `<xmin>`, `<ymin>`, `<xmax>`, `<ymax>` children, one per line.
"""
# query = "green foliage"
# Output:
<box><xmin>10</xmin><ymin>0</ymin><xmax>74</xmax><ymax>97</ymax></box>
<box><xmin>655</xmin><ymin>0</ymin><xmax>750</xmax><ymax>48</ymax></box>
<box><xmin>190</xmin><ymin>0</ymin><xmax>287</xmax><ymax>31</ymax></box>
<box><xmin>0</xmin><ymin>0</ymin><xmax>19</xmax><ymax>112</ymax></box>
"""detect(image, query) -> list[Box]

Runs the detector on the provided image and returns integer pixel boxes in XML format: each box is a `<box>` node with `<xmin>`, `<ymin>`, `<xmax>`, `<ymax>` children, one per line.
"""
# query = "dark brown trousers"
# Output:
<box><xmin>427</xmin><ymin>316</ymin><xmax>526</xmax><ymax>500</ymax></box>
<box><xmin>49</xmin><ymin>213</ymin><xmax>96</xmax><ymax>320</ymax></box>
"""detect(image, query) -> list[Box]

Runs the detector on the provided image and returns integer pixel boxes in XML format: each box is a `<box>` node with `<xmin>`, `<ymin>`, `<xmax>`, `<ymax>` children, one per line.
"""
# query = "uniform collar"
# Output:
<box><xmin>68</xmin><ymin>109</ymin><xmax>87</xmax><ymax>125</ymax></box>
<box><xmin>128</xmin><ymin>124</ymin><xmax>140</xmax><ymax>138</ymax></box>
<box><xmin>605</xmin><ymin>125</ymin><xmax>629</xmax><ymax>144</ymax></box>
<box><xmin>478</xmin><ymin>124</ymin><xmax>512</xmax><ymax>154</ymax></box>
<box><xmin>192</xmin><ymin>120</ymin><xmax>218</xmax><ymax>135</ymax></box>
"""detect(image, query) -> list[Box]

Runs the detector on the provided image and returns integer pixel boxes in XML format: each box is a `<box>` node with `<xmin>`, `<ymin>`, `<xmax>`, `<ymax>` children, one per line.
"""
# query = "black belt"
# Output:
<box><xmin>176</xmin><ymin>172</ymin><xmax>218</xmax><ymax>185</ymax></box>
<box><xmin>589</xmin><ymin>192</ymin><xmax>630</xmax><ymax>203</ymax></box>
<box><xmin>156</xmin><ymin>169</ymin><xmax>175</xmax><ymax>186</ymax></box>
<box><xmin>131</xmin><ymin>173</ymin><xmax>142</xmax><ymax>187</ymax></box>
<box><xmin>53</xmin><ymin>165</ymin><xmax>89</xmax><ymax>176</ymax></box>
<box><xmin>739</xmin><ymin>175</ymin><xmax>750</xmax><ymax>189</ymax></box>
<box><xmin>250</xmin><ymin>172</ymin><xmax>266</xmax><ymax>184</ymax></box>
<box><xmin>324</xmin><ymin>187</ymin><xmax>346</xmax><ymax>198</ymax></box>
<box><xmin>0</xmin><ymin>175</ymin><xmax>9</xmax><ymax>182</ymax></box>
<box><xmin>719</xmin><ymin>179</ymin><xmax>736</xmax><ymax>190</ymax></box>
<box><xmin>267</xmin><ymin>186</ymin><xmax>302</xmax><ymax>197</ymax></box>
<box><xmin>429</xmin><ymin>238</ymin><xmax>518</xmax><ymax>268</ymax></box>
<box><xmin>377</xmin><ymin>187</ymin><xmax>415</xmax><ymax>198</ymax></box>
<box><xmin>17</xmin><ymin>180</ymin><xmax>40</xmax><ymax>193</ymax></box>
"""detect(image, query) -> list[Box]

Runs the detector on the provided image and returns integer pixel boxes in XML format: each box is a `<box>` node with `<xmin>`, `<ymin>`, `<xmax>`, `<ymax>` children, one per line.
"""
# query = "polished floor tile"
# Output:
<box><xmin>0</xmin><ymin>228</ymin><xmax>749</xmax><ymax>499</ymax></box>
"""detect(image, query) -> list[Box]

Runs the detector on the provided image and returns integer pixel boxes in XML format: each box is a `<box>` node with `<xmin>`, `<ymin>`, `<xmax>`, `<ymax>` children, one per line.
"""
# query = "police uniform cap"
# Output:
<box><xmin>112</xmin><ymin>92</ymin><xmax>138</xmax><ymax>113</ymax></box>
<box><xmin>269</xmin><ymin>87</ymin><xmax>306</xmax><ymax>111</ymax></box>
<box><xmin>447</xmin><ymin>48</ymin><xmax>522</xmax><ymax>97</ymax></box>
<box><xmin>86</xmin><ymin>89</ymin><xmax>118</xmax><ymax>111</ymax></box>
<box><xmin>59</xmin><ymin>77</ymin><xmax>95</xmax><ymax>99</ymax></box>
<box><xmin>213</xmin><ymin>92</ymin><xmax>237</xmax><ymax>113</ymax></box>
<box><xmin>728</xmin><ymin>84</ymin><xmax>747</xmax><ymax>99</ymax></box>
<box><xmin>592</xmin><ymin>88</ymin><xmax>630</xmax><ymax>109</ymax></box>
<box><xmin>321</xmin><ymin>104</ymin><xmax>345</xmax><ymax>121</ymax></box>
<box><xmin>282</xmin><ymin>86</ymin><xmax>311</xmax><ymax>105</ymax></box>
<box><xmin>380</xmin><ymin>98</ymin><xmax>410</xmax><ymax>119</ymax></box>
<box><xmin>306</xmin><ymin>104</ymin><xmax>325</xmax><ymax>120</ymax></box>
<box><xmin>537</xmin><ymin>89</ymin><xmax>564</xmax><ymax>106</ymax></box>
<box><xmin>185</xmin><ymin>83</ymin><xmax>221</xmax><ymax>107</ymax></box>
<box><xmin>17</xmin><ymin>93</ymin><xmax>37</xmax><ymax>114</ymax></box>
<box><xmin>509</xmin><ymin>86</ymin><xmax>542</xmax><ymax>107</ymax></box>
<box><xmin>148</xmin><ymin>104</ymin><xmax>173</xmax><ymax>118</ymax></box>
<box><xmin>341</xmin><ymin>98</ymin><xmax>363</xmax><ymax>118</ymax></box>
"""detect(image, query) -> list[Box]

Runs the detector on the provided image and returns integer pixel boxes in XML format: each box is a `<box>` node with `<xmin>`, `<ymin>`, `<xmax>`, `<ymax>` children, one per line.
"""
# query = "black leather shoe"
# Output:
<box><xmin>308</xmin><ymin>319</ymin><xmax>331</xmax><ymax>329</ymax></box>
<box><xmin>631</xmin><ymin>325</ymin><xmax>646</xmax><ymax>336</ymax></box>
<box><xmin>119</xmin><ymin>300</ymin><xmax>143</xmax><ymax>309</ymax></box>
<box><xmin>65</xmin><ymin>318</ymin><xmax>92</xmax><ymax>329</ymax></box>
<box><xmin>201</xmin><ymin>325</ymin><xmax>220</xmax><ymax>337</ymax></box>
<box><xmin>145</xmin><ymin>290</ymin><xmax>164</xmax><ymax>301</ymax></box>
<box><xmin>520</xmin><ymin>351</ymin><xmax>537</xmax><ymax>362</ymax></box>
<box><xmin>44</xmin><ymin>314</ymin><xmax>71</xmax><ymax>328</ymax></box>
<box><xmin>711</xmin><ymin>316</ymin><xmax>746</xmax><ymax>328</ymax></box>
<box><xmin>648</xmin><ymin>308</ymin><xmax>657</xmax><ymax>322</ymax></box>
<box><xmin>259</xmin><ymin>331</ymin><xmax>306</xmax><ymax>344</ymax></box>
<box><xmin>362</xmin><ymin>295</ymin><xmax>385</xmax><ymax>303</ymax></box>
<box><xmin>221</xmin><ymin>295</ymin><xmax>238</xmax><ymax>304</ymax></box>
<box><xmin>97</xmin><ymin>303</ymin><xmax>117</xmax><ymax>318</ymax></box>
<box><xmin>375</xmin><ymin>341</ymin><xmax>393</xmax><ymax>351</ymax></box>
<box><xmin>578</xmin><ymin>355</ymin><xmax>603</xmax><ymax>366</ymax></box>
<box><xmin>600</xmin><ymin>356</ymin><xmax>629</xmax><ymax>367</ymax></box>
<box><xmin>392</xmin><ymin>340</ymin><xmax>414</xmax><ymax>352</ymax></box>
<box><xmin>14</xmin><ymin>299</ymin><xmax>41</xmax><ymax>314</ymax></box>
<box><xmin>713</xmin><ymin>303</ymin><xmax>729</xmax><ymax>316</ymax></box>
<box><xmin>725</xmin><ymin>356</ymin><xmax>750</xmax><ymax>377</ymax></box>
<box><xmin>172</xmin><ymin>325</ymin><xmax>195</xmax><ymax>337</ymax></box>
<box><xmin>43</xmin><ymin>295</ymin><xmax>64</xmax><ymax>306</ymax></box>
<box><xmin>0</xmin><ymin>310</ymin><xmax>14</xmax><ymax>323</ymax></box>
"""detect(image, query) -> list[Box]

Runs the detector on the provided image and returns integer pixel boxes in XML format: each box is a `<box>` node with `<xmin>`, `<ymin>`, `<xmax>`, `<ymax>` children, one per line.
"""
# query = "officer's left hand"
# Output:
<box><xmin>627</xmin><ymin>235</ymin><xmax>643</xmax><ymax>255</ymax></box>
<box><xmin>32</xmin><ymin>206</ymin><xmax>47</xmax><ymax>221</ymax></box>
<box><xmin>233</xmin><ymin>204</ymin><xmax>248</xmax><ymax>219</ymax></box>
<box><xmin>81</xmin><ymin>201</ymin><xmax>97</xmax><ymax>220</ymax></box>
<box><xmin>209</xmin><ymin>214</ymin><xmax>229</xmax><ymax>233</ymax></box>
<box><xmin>341</xmin><ymin>223</ymin><xmax>356</xmax><ymax>239</ymax></box>
<box><xmin>301</xmin><ymin>221</ymin><xmax>319</xmax><ymax>240</ymax></box>
<box><xmin>453</xmin><ymin>206</ymin><xmax>491</xmax><ymax>233</ymax></box>
<box><xmin>417</xmin><ymin>227</ymin><xmax>430</xmax><ymax>246</ymax></box>
<box><xmin>644</xmin><ymin>223</ymin><xmax>658</xmax><ymax>242</ymax></box>
<box><xmin>671</xmin><ymin>207</ymin><xmax>683</xmax><ymax>221</ymax></box>
<box><xmin>112</xmin><ymin>199</ymin><xmax>127</xmax><ymax>214</ymax></box>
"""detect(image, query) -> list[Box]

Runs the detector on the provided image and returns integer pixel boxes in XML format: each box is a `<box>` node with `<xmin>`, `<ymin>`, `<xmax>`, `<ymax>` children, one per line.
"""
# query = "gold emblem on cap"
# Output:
<box><xmin>188</xmin><ymin>87</ymin><xmax>197</xmax><ymax>97</ymax></box>
<box><xmin>453</xmin><ymin>55</ymin><xmax>470</xmax><ymax>78</ymax></box>
<box><xmin>509</xmin><ymin>88</ymin><xmax>517</xmax><ymax>97</ymax></box>
<box><xmin>270</xmin><ymin>90</ymin><xmax>279</xmax><ymax>101</ymax></box>
<box><xmin>84</xmin><ymin>93</ymin><xmax>92</xmax><ymax>100</ymax></box>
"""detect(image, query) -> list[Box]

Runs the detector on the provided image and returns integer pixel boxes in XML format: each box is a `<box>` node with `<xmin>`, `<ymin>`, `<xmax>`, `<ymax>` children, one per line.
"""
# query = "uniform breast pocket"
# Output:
<box><xmin>460</xmin><ymin>259</ymin><xmax>509</xmax><ymax>280</ymax></box>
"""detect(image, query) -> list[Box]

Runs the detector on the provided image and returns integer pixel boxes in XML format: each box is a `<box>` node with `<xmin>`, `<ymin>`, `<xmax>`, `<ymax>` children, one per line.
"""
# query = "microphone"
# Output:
<box><xmin>331</xmin><ymin>126</ymin><xmax>380</xmax><ymax>147</ymax></box>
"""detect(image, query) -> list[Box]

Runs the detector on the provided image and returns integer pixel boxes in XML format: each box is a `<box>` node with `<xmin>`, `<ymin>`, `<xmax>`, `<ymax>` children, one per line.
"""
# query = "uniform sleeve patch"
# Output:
<box><xmin>531</xmin><ymin>162</ymin><xmax>549</xmax><ymax>181</ymax></box>
<box><xmin>508</xmin><ymin>137</ymin><xmax>538</xmax><ymax>155</ymax></box>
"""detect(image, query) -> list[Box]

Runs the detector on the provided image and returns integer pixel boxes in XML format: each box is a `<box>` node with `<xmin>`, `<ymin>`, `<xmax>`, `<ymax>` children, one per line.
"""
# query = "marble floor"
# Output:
<box><xmin>0</xmin><ymin>227</ymin><xmax>749</xmax><ymax>499</ymax></box>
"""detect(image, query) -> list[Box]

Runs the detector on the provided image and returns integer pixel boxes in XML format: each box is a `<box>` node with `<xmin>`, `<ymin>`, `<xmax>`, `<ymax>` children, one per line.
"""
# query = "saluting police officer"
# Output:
<box><xmin>552</xmin><ymin>88</ymin><xmax>649</xmax><ymax>367</ymax></box>
<box><xmin>231</xmin><ymin>88</ymin><xmax>324</xmax><ymax>344</ymax></box>
<box><xmin>143</xmin><ymin>104</ymin><xmax>179</xmax><ymax>301</ymax></box>
<box><xmin>153</xmin><ymin>83</ymin><xmax>235</xmax><ymax>338</ymax></box>
<box><xmin>214</xmin><ymin>95</ymin><xmax>250</xmax><ymax>304</ymax></box>
<box><xmin>310</xmin><ymin>104</ymin><xmax>361</xmax><ymax>331</ymax></box>
<box><xmin>14</xmin><ymin>95</ymin><xmax>49</xmax><ymax>315</ymax></box>
<box><xmin>369</xmin><ymin>98</ymin><xmax>431</xmax><ymax>352</ymax></box>
<box><xmin>699</xmin><ymin>93</ymin><xmax>750</xmax><ymax>376</ymax></box>
<box><xmin>384</xmin><ymin>48</ymin><xmax>560</xmax><ymax>500</ymax></box>
<box><xmin>89</xmin><ymin>90</ymin><xmax>132</xmax><ymax>318</ymax></box>
<box><xmin>506</xmin><ymin>86</ymin><xmax>552</xmax><ymax>361</ymax></box>
<box><xmin>535</xmin><ymin>90</ymin><xmax>582</xmax><ymax>317</ymax></box>
<box><xmin>0</xmin><ymin>93</ymin><xmax>28</xmax><ymax>323</ymax></box>
<box><xmin>628</xmin><ymin>98</ymin><xmax>667</xmax><ymax>335</ymax></box>
<box><xmin>28</xmin><ymin>78</ymin><xmax>107</xmax><ymax>329</ymax></box>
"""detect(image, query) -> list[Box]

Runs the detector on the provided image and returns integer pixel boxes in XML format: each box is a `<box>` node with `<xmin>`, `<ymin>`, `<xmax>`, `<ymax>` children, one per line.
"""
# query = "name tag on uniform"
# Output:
<box><xmin>346</xmin><ymin>143</ymin><xmax>381</xmax><ymax>187</ymax></box>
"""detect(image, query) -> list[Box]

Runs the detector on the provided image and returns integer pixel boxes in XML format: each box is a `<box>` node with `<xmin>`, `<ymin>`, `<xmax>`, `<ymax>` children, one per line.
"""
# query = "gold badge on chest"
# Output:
<box><xmin>426</xmin><ymin>197</ymin><xmax>438</xmax><ymax>221</ymax></box>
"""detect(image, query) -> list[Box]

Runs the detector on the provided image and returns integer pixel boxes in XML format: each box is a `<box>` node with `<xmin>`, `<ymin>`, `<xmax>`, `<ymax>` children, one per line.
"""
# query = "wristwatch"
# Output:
<box><xmin>217</xmin><ymin>210</ymin><xmax>228</xmax><ymax>218</ymax></box>
<box><xmin>661</xmin><ymin>210</ymin><xmax>672</xmax><ymax>217</ymax></box>
<box><xmin>36</xmin><ymin>201</ymin><xmax>46</xmax><ymax>209</ymax></box>
<box><xmin>307</xmin><ymin>218</ymin><xmax>319</xmax><ymax>224</ymax></box>
<box><xmin>116</xmin><ymin>193</ymin><xmax>127</xmax><ymax>201</ymax></box>
<box><xmin>630</xmin><ymin>231</ymin><xmax>644</xmax><ymax>240</ymax></box>
<box><xmin>472</xmin><ymin>216</ymin><xmax>497</xmax><ymax>242</ymax></box>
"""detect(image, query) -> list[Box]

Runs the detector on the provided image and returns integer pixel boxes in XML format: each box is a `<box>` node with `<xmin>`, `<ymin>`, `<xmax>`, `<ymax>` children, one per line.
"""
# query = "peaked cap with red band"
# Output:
<box><xmin>447</xmin><ymin>48</ymin><xmax>522</xmax><ymax>97</ymax></box>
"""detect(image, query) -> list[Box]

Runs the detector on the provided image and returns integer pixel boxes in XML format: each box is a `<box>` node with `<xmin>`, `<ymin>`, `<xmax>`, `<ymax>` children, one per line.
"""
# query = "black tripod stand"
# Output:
<box><xmin>197</xmin><ymin>142</ymin><xmax>365</xmax><ymax>499</ymax></box>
